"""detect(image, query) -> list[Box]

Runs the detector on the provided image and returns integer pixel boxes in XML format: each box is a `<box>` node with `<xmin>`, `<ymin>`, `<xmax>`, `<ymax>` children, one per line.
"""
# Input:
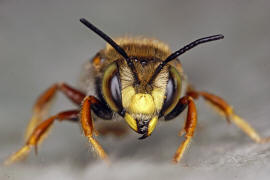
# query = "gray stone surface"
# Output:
<box><xmin>1</xmin><ymin>0</ymin><xmax>270</xmax><ymax>179</ymax></box>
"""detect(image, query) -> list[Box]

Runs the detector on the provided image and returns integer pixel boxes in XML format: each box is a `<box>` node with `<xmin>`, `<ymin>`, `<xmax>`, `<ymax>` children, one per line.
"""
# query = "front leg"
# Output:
<box><xmin>172</xmin><ymin>96</ymin><xmax>197</xmax><ymax>163</ymax></box>
<box><xmin>80</xmin><ymin>96</ymin><xmax>112</xmax><ymax>162</ymax></box>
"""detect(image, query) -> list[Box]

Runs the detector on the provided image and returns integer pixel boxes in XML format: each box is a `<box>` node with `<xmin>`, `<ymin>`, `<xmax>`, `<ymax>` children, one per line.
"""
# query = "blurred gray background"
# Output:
<box><xmin>1</xmin><ymin>0</ymin><xmax>270</xmax><ymax>179</ymax></box>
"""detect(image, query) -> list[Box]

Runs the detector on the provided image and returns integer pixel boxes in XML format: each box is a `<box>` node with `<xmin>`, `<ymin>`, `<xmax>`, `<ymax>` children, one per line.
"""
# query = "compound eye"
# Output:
<box><xmin>110</xmin><ymin>72</ymin><xmax>122</xmax><ymax>107</ymax></box>
<box><xmin>163</xmin><ymin>76</ymin><xmax>175</xmax><ymax>111</ymax></box>
<box><xmin>102</xmin><ymin>63</ymin><xmax>122</xmax><ymax>112</ymax></box>
<box><xmin>161</xmin><ymin>66</ymin><xmax>182</xmax><ymax>116</ymax></box>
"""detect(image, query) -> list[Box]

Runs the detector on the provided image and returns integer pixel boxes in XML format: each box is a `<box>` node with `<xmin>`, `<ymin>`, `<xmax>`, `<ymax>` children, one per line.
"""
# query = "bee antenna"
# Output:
<box><xmin>80</xmin><ymin>18</ymin><xmax>140</xmax><ymax>84</ymax></box>
<box><xmin>149</xmin><ymin>34</ymin><xmax>224</xmax><ymax>83</ymax></box>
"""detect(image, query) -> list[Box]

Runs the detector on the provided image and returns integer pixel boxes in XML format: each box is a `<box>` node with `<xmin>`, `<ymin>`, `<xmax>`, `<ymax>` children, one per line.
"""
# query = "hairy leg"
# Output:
<box><xmin>25</xmin><ymin>83</ymin><xmax>85</xmax><ymax>140</ymax></box>
<box><xmin>5</xmin><ymin>110</ymin><xmax>79</xmax><ymax>165</ymax></box>
<box><xmin>173</xmin><ymin>96</ymin><xmax>197</xmax><ymax>163</ymax></box>
<box><xmin>80</xmin><ymin>96</ymin><xmax>112</xmax><ymax>163</ymax></box>
<box><xmin>187</xmin><ymin>85</ymin><xmax>270</xmax><ymax>143</ymax></box>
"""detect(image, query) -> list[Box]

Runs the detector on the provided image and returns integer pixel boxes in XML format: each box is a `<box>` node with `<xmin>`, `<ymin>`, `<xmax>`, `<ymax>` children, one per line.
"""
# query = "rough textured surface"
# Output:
<box><xmin>1</xmin><ymin>0</ymin><xmax>270</xmax><ymax>179</ymax></box>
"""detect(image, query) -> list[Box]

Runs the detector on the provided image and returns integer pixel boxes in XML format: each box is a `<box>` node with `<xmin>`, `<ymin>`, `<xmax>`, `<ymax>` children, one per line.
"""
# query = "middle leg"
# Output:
<box><xmin>25</xmin><ymin>83</ymin><xmax>86</xmax><ymax>140</ymax></box>
<box><xmin>4</xmin><ymin>110</ymin><xmax>79</xmax><ymax>165</ymax></box>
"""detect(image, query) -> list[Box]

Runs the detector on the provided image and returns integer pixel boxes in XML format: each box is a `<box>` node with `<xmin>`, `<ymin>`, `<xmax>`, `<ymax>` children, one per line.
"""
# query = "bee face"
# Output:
<box><xmin>79</xmin><ymin>19</ymin><xmax>223</xmax><ymax>139</ymax></box>
<box><xmin>101</xmin><ymin>53</ymin><xmax>182</xmax><ymax>139</ymax></box>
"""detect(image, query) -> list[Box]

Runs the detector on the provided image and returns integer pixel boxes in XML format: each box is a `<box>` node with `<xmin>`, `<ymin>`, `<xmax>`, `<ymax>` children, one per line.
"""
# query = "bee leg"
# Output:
<box><xmin>187</xmin><ymin>85</ymin><xmax>270</xmax><ymax>144</ymax></box>
<box><xmin>164</xmin><ymin>100</ymin><xmax>188</xmax><ymax>137</ymax></box>
<box><xmin>25</xmin><ymin>83</ymin><xmax>85</xmax><ymax>140</ymax></box>
<box><xmin>4</xmin><ymin>110</ymin><xmax>79</xmax><ymax>165</ymax></box>
<box><xmin>81</xmin><ymin>96</ymin><xmax>111</xmax><ymax>163</ymax></box>
<box><xmin>173</xmin><ymin>96</ymin><xmax>197</xmax><ymax>163</ymax></box>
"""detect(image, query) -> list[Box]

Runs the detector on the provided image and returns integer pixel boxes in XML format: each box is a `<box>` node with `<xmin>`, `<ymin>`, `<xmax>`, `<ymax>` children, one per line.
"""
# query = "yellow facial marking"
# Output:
<box><xmin>148</xmin><ymin>116</ymin><xmax>158</xmax><ymax>136</ymax></box>
<box><xmin>122</xmin><ymin>86</ymin><xmax>136</xmax><ymax>109</ymax></box>
<box><xmin>124</xmin><ymin>113</ymin><xmax>137</xmax><ymax>132</ymax></box>
<box><xmin>151</xmin><ymin>88</ymin><xmax>166</xmax><ymax>112</ymax></box>
<box><xmin>128</xmin><ymin>93</ymin><xmax>155</xmax><ymax>114</ymax></box>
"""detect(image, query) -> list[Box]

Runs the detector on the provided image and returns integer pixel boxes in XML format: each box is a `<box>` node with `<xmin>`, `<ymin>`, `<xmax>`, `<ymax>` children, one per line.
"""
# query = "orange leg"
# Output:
<box><xmin>81</xmin><ymin>96</ymin><xmax>109</xmax><ymax>163</ymax></box>
<box><xmin>4</xmin><ymin>110</ymin><xmax>79</xmax><ymax>165</ymax></box>
<box><xmin>187</xmin><ymin>85</ymin><xmax>270</xmax><ymax>143</ymax></box>
<box><xmin>25</xmin><ymin>83</ymin><xmax>85</xmax><ymax>140</ymax></box>
<box><xmin>173</xmin><ymin>96</ymin><xmax>197</xmax><ymax>163</ymax></box>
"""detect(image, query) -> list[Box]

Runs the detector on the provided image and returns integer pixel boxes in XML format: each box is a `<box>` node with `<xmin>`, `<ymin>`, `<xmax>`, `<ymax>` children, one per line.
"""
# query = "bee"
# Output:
<box><xmin>5</xmin><ymin>18</ymin><xmax>270</xmax><ymax>165</ymax></box>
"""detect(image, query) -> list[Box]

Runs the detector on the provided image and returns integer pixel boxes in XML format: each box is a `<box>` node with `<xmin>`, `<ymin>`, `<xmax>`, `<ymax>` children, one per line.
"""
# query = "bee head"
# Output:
<box><xmin>102</xmin><ymin>57</ymin><xmax>182</xmax><ymax>139</ymax></box>
<box><xmin>80</xmin><ymin>18</ymin><xmax>224</xmax><ymax>139</ymax></box>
